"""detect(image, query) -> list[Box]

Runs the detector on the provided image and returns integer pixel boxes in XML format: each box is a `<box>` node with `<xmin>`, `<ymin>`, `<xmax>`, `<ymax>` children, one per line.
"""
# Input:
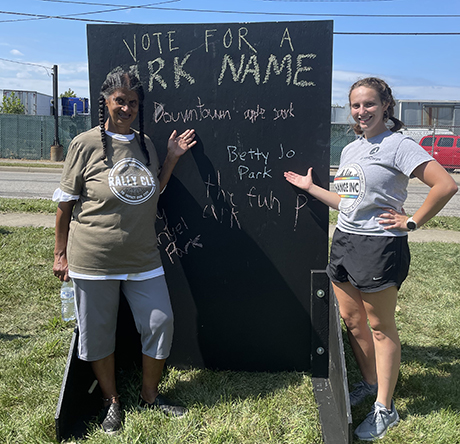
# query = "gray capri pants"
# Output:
<box><xmin>73</xmin><ymin>276</ymin><xmax>174</xmax><ymax>362</ymax></box>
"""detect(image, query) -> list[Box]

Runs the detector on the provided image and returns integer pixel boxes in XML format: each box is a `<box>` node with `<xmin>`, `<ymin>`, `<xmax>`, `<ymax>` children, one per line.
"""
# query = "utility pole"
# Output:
<box><xmin>50</xmin><ymin>64</ymin><xmax>64</xmax><ymax>161</ymax></box>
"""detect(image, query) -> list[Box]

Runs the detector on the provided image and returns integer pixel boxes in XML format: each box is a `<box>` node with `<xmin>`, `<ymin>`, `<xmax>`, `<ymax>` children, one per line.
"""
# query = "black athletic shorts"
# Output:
<box><xmin>326</xmin><ymin>229</ymin><xmax>411</xmax><ymax>293</ymax></box>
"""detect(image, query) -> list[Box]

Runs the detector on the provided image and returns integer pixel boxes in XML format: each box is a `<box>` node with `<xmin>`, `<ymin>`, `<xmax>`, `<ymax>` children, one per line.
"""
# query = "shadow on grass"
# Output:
<box><xmin>0</xmin><ymin>332</ymin><xmax>30</xmax><ymax>341</ymax></box>
<box><xmin>115</xmin><ymin>364</ymin><xmax>308</xmax><ymax>412</ymax></box>
<box><xmin>398</xmin><ymin>344</ymin><xmax>460</xmax><ymax>415</ymax></box>
<box><xmin>340</xmin><ymin>328</ymin><xmax>460</xmax><ymax>443</ymax></box>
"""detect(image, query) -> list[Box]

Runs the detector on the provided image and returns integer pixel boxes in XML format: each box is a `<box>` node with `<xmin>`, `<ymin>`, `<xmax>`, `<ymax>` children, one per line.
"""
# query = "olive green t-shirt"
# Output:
<box><xmin>60</xmin><ymin>126</ymin><xmax>162</xmax><ymax>275</ymax></box>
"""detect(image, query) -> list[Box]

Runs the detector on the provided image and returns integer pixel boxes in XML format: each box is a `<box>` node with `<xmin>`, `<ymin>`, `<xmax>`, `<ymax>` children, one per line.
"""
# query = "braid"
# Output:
<box><xmin>98</xmin><ymin>94</ymin><xmax>108</xmax><ymax>161</ymax></box>
<box><xmin>138</xmin><ymin>102</ymin><xmax>151</xmax><ymax>166</ymax></box>
<box><xmin>349</xmin><ymin>77</ymin><xmax>405</xmax><ymax>134</ymax></box>
<box><xmin>99</xmin><ymin>67</ymin><xmax>150</xmax><ymax>165</ymax></box>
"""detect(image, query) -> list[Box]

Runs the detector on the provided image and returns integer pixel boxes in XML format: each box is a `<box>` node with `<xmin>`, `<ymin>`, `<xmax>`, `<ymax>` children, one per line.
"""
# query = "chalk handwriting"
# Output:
<box><xmin>278</xmin><ymin>144</ymin><xmax>296</xmax><ymax>160</ymax></box>
<box><xmin>164</xmin><ymin>235</ymin><xmax>203</xmax><ymax>265</ymax></box>
<box><xmin>147</xmin><ymin>54</ymin><xmax>195</xmax><ymax>91</ymax></box>
<box><xmin>205</xmin><ymin>29</ymin><xmax>217</xmax><ymax>52</ymax></box>
<box><xmin>123</xmin><ymin>26</ymin><xmax>317</xmax><ymax>88</ymax></box>
<box><xmin>168</xmin><ymin>31</ymin><xmax>179</xmax><ymax>52</ymax></box>
<box><xmin>128</xmin><ymin>26</ymin><xmax>296</xmax><ymax>60</ymax></box>
<box><xmin>218</xmin><ymin>53</ymin><xmax>317</xmax><ymax>87</ymax></box>
<box><xmin>227</xmin><ymin>146</ymin><xmax>269</xmax><ymax>165</ymax></box>
<box><xmin>238</xmin><ymin>166</ymin><xmax>272</xmax><ymax>180</ymax></box>
<box><xmin>174</xmin><ymin>54</ymin><xmax>195</xmax><ymax>89</ymax></box>
<box><xmin>130</xmin><ymin>53</ymin><xmax>317</xmax><ymax>89</ymax></box>
<box><xmin>123</xmin><ymin>36</ymin><xmax>137</xmax><ymax>62</ymax></box>
<box><xmin>203</xmin><ymin>171</ymin><xmax>241</xmax><ymax>229</ymax></box>
<box><xmin>294</xmin><ymin>54</ymin><xmax>316</xmax><ymax>87</ymax></box>
<box><xmin>204</xmin><ymin>170</ymin><xmax>235</xmax><ymax>203</ymax></box>
<box><xmin>124</xmin><ymin>32</ymin><xmax>179</xmax><ymax>62</ymax></box>
<box><xmin>273</xmin><ymin>103</ymin><xmax>295</xmax><ymax>120</ymax></box>
<box><xmin>294</xmin><ymin>194</ymin><xmax>308</xmax><ymax>230</ymax></box>
<box><xmin>244</xmin><ymin>105</ymin><xmax>266</xmax><ymax>123</ymax></box>
<box><xmin>156</xmin><ymin>209</ymin><xmax>203</xmax><ymax>264</ymax></box>
<box><xmin>148</xmin><ymin>58</ymin><xmax>168</xmax><ymax>90</ymax></box>
<box><xmin>263</xmin><ymin>54</ymin><xmax>292</xmax><ymax>85</ymax></box>
<box><xmin>154</xmin><ymin>97</ymin><xmax>231</xmax><ymax>124</ymax></box>
<box><xmin>280</xmin><ymin>28</ymin><xmax>294</xmax><ymax>51</ymax></box>
<box><xmin>247</xmin><ymin>186</ymin><xmax>281</xmax><ymax>215</ymax></box>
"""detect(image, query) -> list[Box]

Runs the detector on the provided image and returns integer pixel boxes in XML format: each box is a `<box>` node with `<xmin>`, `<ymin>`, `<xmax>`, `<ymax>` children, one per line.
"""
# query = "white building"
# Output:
<box><xmin>395</xmin><ymin>100</ymin><xmax>460</xmax><ymax>129</ymax></box>
<box><xmin>0</xmin><ymin>89</ymin><xmax>54</xmax><ymax>115</ymax></box>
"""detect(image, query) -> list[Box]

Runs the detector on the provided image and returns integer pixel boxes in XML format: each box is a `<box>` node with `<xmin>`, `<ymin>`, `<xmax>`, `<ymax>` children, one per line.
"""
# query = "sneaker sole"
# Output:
<box><xmin>137</xmin><ymin>404</ymin><xmax>188</xmax><ymax>419</ymax></box>
<box><xmin>103</xmin><ymin>428</ymin><xmax>120</xmax><ymax>436</ymax></box>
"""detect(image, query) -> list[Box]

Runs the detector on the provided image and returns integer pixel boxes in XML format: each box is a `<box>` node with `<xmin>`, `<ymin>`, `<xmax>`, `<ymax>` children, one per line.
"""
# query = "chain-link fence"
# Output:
<box><xmin>330</xmin><ymin>123</ymin><xmax>357</xmax><ymax>167</ymax></box>
<box><xmin>0</xmin><ymin>114</ymin><xmax>91</xmax><ymax>160</ymax></box>
<box><xmin>1</xmin><ymin>116</ymin><xmax>458</xmax><ymax>172</ymax></box>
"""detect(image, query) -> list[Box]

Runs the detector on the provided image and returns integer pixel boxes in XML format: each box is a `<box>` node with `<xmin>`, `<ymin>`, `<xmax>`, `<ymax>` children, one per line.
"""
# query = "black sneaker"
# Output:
<box><xmin>139</xmin><ymin>394</ymin><xmax>188</xmax><ymax>418</ymax></box>
<box><xmin>101</xmin><ymin>402</ymin><xmax>123</xmax><ymax>435</ymax></box>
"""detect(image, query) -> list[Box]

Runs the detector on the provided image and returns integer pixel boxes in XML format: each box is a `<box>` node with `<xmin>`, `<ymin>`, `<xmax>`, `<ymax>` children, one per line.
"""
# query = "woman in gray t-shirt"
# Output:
<box><xmin>285</xmin><ymin>77</ymin><xmax>457</xmax><ymax>441</ymax></box>
<box><xmin>53</xmin><ymin>69</ymin><xmax>196</xmax><ymax>435</ymax></box>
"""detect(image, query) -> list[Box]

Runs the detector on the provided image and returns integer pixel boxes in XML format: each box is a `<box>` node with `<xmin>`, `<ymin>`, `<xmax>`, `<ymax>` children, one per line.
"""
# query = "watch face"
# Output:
<box><xmin>407</xmin><ymin>221</ymin><xmax>417</xmax><ymax>230</ymax></box>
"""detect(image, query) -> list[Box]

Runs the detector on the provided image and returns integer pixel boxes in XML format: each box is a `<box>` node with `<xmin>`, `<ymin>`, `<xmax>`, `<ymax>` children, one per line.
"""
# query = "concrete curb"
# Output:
<box><xmin>0</xmin><ymin>166</ymin><xmax>63</xmax><ymax>174</ymax></box>
<box><xmin>1</xmin><ymin>213</ymin><xmax>458</xmax><ymax>243</ymax></box>
<box><xmin>329</xmin><ymin>225</ymin><xmax>460</xmax><ymax>243</ymax></box>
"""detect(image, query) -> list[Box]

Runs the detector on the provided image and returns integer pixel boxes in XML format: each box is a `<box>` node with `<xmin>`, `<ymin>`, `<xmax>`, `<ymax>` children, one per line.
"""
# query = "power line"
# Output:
<box><xmin>0</xmin><ymin>57</ymin><xmax>52</xmax><ymax>75</ymax></box>
<box><xmin>0</xmin><ymin>10</ymin><xmax>127</xmax><ymax>24</ymax></box>
<box><xmin>8</xmin><ymin>0</ymin><xmax>460</xmax><ymax>19</ymax></box>
<box><xmin>0</xmin><ymin>1</ymin><xmax>180</xmax><ymax>23</ymax></box>
<box><xmin>41</xmin><ymin>0</ymin><xmax>180</xmax><ymax>5</ymax></box>
<box><xmin>1</xmin><ymin>1</ymin><xmax>460</xmax><ymax>30</ymax></box>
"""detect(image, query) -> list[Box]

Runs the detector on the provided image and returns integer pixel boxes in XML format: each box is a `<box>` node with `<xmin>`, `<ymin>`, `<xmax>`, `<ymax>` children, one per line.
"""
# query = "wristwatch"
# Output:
<box><xmin>406</xmin><ymin>216</ymin><xmax>418</xmax><ymax>231</ymax></box>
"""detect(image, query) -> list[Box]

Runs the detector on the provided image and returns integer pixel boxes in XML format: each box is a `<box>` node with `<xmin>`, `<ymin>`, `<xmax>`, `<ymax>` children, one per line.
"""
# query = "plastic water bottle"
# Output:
<box><xmin>61</xmin><ymin>280</ymin><xmax>76</xmax><ymax>322</ymax></box>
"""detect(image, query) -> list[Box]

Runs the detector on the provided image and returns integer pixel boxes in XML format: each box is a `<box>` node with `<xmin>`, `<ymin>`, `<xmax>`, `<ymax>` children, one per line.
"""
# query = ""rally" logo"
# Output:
<box><xmin>108</xmin><ymin>158</ymin><xmax>156</xmax><ymax>205</ymax></box>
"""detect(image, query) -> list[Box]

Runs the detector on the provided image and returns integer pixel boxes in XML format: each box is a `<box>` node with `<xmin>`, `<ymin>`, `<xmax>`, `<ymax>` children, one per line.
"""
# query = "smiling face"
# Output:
<box><xmin>349</xmin><ymin>86</ymin><xmax>389</xmax><ymax>139</ymax></box>
<box><xmin>105</xmin><ymin>88</ymin><xmax>139</xmax><ymax>135</ymax></box>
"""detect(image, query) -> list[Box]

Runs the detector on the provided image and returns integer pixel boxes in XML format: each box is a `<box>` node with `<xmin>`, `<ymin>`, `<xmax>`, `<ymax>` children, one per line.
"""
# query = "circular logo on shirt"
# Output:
<box><xmin>334</xmin><ymin>163</ymin><xmax>366</xmax><ymax>214</ymax></box>
<box><xmin>369</xmin><ymin>146</ymin><xmax>380</xmax><ymax>155</ymax></box>
<box><xmin>108</xmin><ymin>158</ymin><xmax>156</xmax><ymax>205</ymax></box>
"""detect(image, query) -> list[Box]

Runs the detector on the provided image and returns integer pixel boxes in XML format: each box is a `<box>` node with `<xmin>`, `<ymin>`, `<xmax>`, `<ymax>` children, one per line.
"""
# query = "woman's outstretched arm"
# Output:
<box><xmin>284</xmin><ymin>167</ymin><xmax>341</xmax><ymax>210</ymax></box>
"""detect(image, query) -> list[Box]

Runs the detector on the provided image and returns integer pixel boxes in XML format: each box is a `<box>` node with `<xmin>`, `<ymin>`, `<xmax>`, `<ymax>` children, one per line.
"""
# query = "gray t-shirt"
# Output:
<box><xmin>335</xmin><ymin>130</ymin><xmax>434</xmax><ymax>237</ymax></box>
<box><xmin>60</xmin><ymin>126</ymin><xmax>162</xmax><ymax>274</ymax></box>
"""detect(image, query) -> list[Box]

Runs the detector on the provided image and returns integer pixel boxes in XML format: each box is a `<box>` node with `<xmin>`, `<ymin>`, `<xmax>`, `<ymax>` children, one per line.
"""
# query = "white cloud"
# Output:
<box><xmin>58</xmin><ymin>62</ymin><xmax>88</xmax><ymax>75</ymax></box>
<box><xmin>16</xmin><ymin>71</ymin><xmax>33</xmax><ymax>80</ymax></box>
<box><xmin>0</xmin><ymin>59</ymin><xmax>89</xmax><ymax>98</ymax></box>
<box><xmin>10</xmin><ymin>49</ymin><xmax>24</xmax><ymax>56</ymax></box>
<box><xmin>332</xmin><ymin>70</ymin><xmax>460</xmax><ymax>105</ymax></box>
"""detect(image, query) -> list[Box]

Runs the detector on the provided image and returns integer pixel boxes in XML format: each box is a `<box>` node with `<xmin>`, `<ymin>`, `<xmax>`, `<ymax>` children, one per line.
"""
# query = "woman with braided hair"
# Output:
<box><xmin>53</xmin><ymin>68</ymin><xmax>196</xmax><ymax>434</ymax></box>
<box><xmin>285</xmin><ymin>77</ymin><xmax>457</xmax><ymax>441</ymax></box>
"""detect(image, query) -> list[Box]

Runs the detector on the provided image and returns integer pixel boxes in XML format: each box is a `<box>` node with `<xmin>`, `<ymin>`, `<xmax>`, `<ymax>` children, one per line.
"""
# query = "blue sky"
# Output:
<box><xmin>1</xmin><ymin>0</ymin><xmax>459</xmax><ymax>105</ymax></box>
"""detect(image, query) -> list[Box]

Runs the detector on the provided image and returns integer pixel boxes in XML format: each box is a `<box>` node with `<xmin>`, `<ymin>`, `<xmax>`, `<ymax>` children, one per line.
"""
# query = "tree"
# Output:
<box><xmin>0</xmin><ymin>92</ymin><xmax>25</xmax><ymax>114</ymax></box>
<box><xmin>59</xmin><ymin>88</ymin><xmax>77</xmax><ymax>98</ymax></box>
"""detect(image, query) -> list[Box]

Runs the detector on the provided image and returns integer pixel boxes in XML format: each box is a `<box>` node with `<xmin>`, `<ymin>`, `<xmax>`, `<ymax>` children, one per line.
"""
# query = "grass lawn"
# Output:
<box><xmin>0</xmin><ymin>206</ymin><xmax>459</xmax><ymax>443</ymax></box>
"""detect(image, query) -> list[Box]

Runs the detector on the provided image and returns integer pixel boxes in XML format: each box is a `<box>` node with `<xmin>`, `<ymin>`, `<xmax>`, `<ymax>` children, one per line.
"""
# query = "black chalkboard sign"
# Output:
<box><xmin>87</xmin><ymin>20</ymin><xmax>333</xmax><ymax>372</ymax></box>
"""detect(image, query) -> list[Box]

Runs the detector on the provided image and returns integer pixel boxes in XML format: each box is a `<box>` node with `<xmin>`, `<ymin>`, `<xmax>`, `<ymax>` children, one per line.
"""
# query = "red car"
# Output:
<box><xmin>419</xmin><ymin>135</ymin><xmax>460</xmax><ymax>172</ymax></box>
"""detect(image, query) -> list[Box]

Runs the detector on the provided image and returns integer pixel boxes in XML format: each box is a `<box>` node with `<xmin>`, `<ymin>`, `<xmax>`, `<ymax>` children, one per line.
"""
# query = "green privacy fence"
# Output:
<box><xmin>331</xmin><ymin>123</ymin><xmax>357</xmax><ymax>166</ymax></box>
<box><xmin>0</xmin><ymin>114</ymin><xmax>353</xmax><ymax>166</ymax></box>
<box><xmin>0</xmin><ymin>114</ymin><xmax>91</xmax><ymax>160</ymax></box>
